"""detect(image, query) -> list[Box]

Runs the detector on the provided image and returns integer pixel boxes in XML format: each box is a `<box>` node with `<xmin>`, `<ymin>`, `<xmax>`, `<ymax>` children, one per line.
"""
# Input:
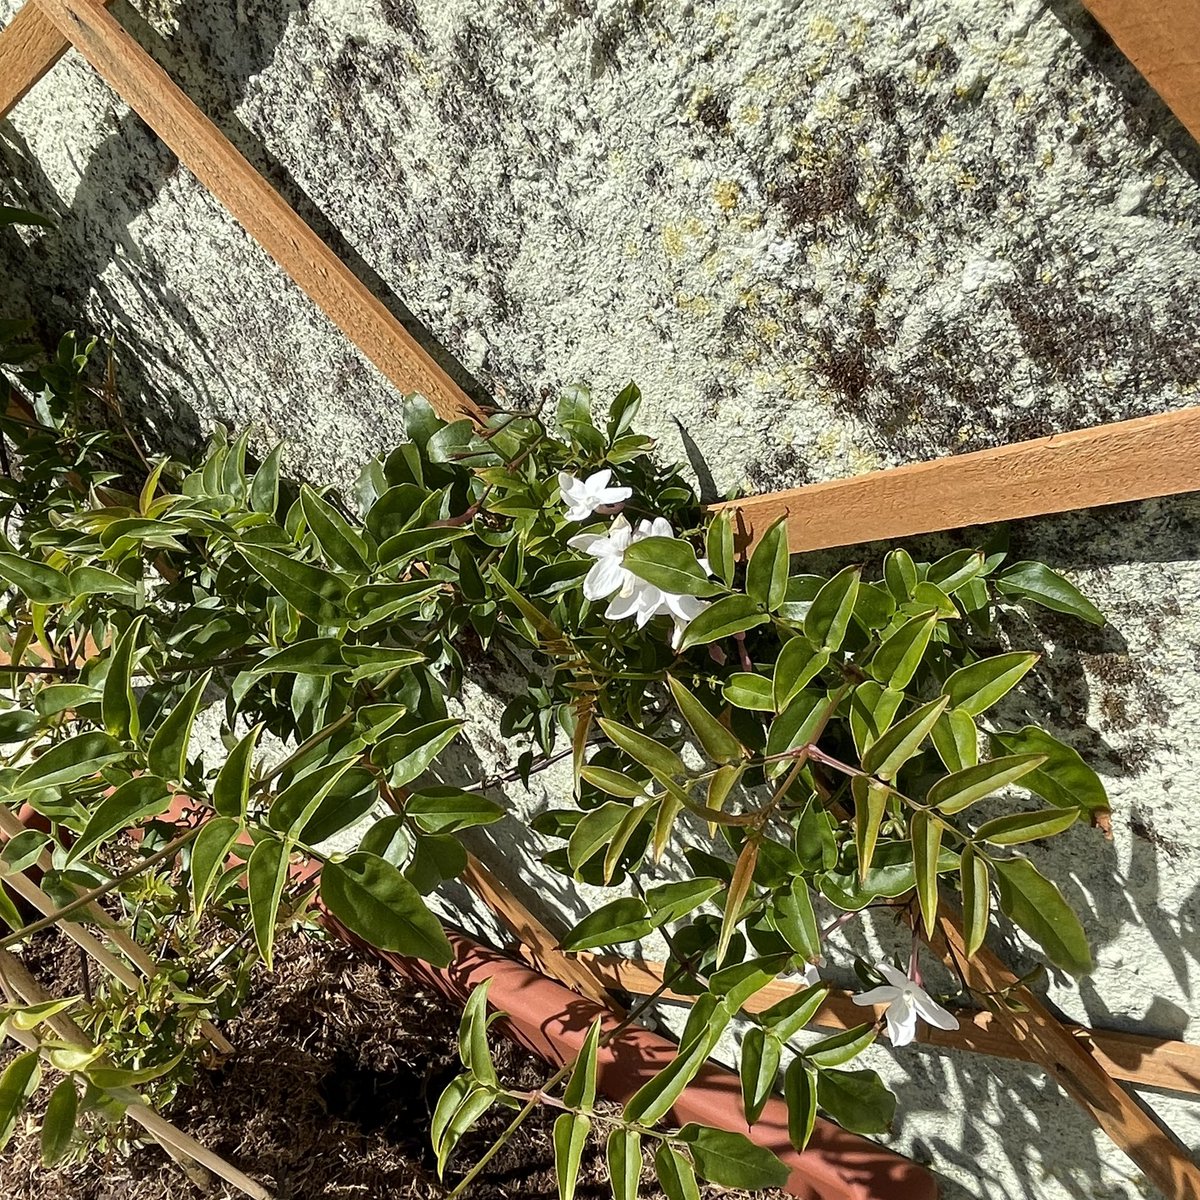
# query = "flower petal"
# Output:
<box><xmin>567</xmin><ymin>532</ymin><xmax>604</xmax><ymax>554</ymax></box>
<box><xmin>851</xmin><ymin>986</ymin><xmax>899</xmax><ymax>1008</ymax></box>
<box><xmin>885</xmin><ymin>995</ymin><xmax>919</xmax><ymax>1047</ymax></box>
<box><xmin>585</xmin><ymin>468</ymin><xmax>613</xmax><ymax>491</ymax></box>
<box><xmin>875</xmin><ymin>963</ymin><xmax>911</xmax><ymax>989</ymax></box>
<box><xmin>912</xmin><ymin>992</ymin><xmax>960</xmax><ymax>1031</ymax></box>
<box><xmin>584</xmin><ymin>558</ymin><xmax>624</xmax><ymax>600</ymax></box>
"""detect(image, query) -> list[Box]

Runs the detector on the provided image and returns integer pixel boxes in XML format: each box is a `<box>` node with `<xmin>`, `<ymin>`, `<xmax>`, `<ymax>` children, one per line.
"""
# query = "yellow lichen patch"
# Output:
<box><xmin>957</xmin><ymin>172</ymin><xmax>978</xmax><ymax>191</ymax></box>
<box><xmin>713</xmin><ymin>180</ymin><xmax>741</xmax><ymax>212</ymax></box>
<box><xmin>808</xmin><ymin>15</ymin><xmax>839</xmax><ymax>42</ymax></box>
<box><xmin>736</xmin><ymin>212</ymin><xmax>765</xmax><ymax>232</ymax></box>
<box><xmin>847</xmin><ymin>446</ymin><xmax>882</xmax><ymax>475</ymax></box>
<box><xmin>756</xmin><ymin>318</ymin><xmax>782</xmax><ymax>341</ymax></box>
<box><xmin>675</xmin><ymin>292</ymin><xmax>712</xmax><ymax>317</ymax></box>
<box><xmin>662</xmin><ymin>226</ymin><xmax>685</xmax><ymax>257</ymax></box>
<box><xmin>623</xmin><ymin>238</ymin><xmax>642</xmax><ymax>259</ymax></box>
<box><xmin>737</xmin><ymin>103</ymin><xmax>763</xmax><ymax>126</ymax></box>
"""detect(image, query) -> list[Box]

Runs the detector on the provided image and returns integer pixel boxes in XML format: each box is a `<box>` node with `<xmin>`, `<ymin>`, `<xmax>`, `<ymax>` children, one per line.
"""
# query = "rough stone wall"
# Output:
<box><xmin>2</xmin><ymin>2</ymin><xmax>1200</xmax><ymax>1198</ymax></box>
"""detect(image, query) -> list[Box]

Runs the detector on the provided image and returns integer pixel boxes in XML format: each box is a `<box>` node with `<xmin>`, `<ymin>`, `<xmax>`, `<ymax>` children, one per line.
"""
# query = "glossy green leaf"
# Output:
<box><xmin>458</xmin><ymin>978</ymin><xmax>496</xmax><ymax>1085</ymax></box>
<box><xmin>69</xmin><ymin>566</ymin><xmax>138</xmax><ymax>598</ymax></box>
<box><xmin>772</xmin><ymin>878</ymin><xmax>820</xmax><ymax>959</ymax></box>
<box><xmin>805</xmin><ymin>1022</ymin><xmax>877</xmax><ymax>1068</ymax></box>
<box><xmin>190</xmin><ymin>817</ymin><xmax>241</xmax><ymax>916</ymax></box>
<box><xmin>68</xmin><ymin>775</ymin><xmax>173</xmax><ymax>864</ymax></box>
<box><xmin>668</xmin><ymin>676</ymin><xmax>743</xmax><ymax>764</ymax></box>
<box><xmin>883</xmin><ymin>548</ymin><xmax>917</xmax><ymax>601</ymax></box>
<box><xmin>579</xmin><ymin>766</ymin><xmax>649</xmax><ymax>800</ymax></box>
<box><xmin>816</xmin><ymin>1067</ymin><xmax>895</xmax><ymax>1134</ymax></box>
<box><xmin>300</xmin><ymin>484</ymin><xmax>369</xmax><ymax>573</ymax></box>
<box><xmin>861</xmin><ymin>696</ymin><xmax>948</xmax><ymax>782</ymax></box>
<box><xmin>148</xmin><ymin>671</ymin><xmax>211</xmax><ymax>783</ymax></box>
<box><xmin>13</xmin><ymin>732</ymin><xmax>121</xmax><ymax>794</ymax></box>
<box><xmin>321</xmin><ymin>851</ymin><xmax>452</xmax><ymax>965</ymax></box>
<box><xmin>976</xmin><ymin>807</ymin><xmax>1079</xmax><ymax>845</ymax></box>
<box><xmin>407</xmin><ymin>787</ymin><xmax>504</xmax><ymax>834</ymax></box>
<box><xmin>213</xmin><ymin>723</ymin><xmax>262</xmax><ymax>820</ymax></box>
<box><xmin>989</xmin><ymin>727</ymin><xmax>1109</xmax><ymax>813</ymax></box>
<box><xmin>561</xmin><ymin>897</ymin><xmax>653</xmax><ymax>952</ymax></box>
<box><xmin>746</xmin><ymin>517</ymin><xmax>789</xmax><ymax>611</ymax></box>
<box><xmin>646</xmin><ymin>878</ymin><xmax>722</xmax><ymax>924</ymax></box>
<box><xmin>0</xmin><ymin>1051</ymin><xmax>40</xmax><ymax>1151</ymax></box>
<box><xmin>269</xmin><ymin>759</ymin><xmax>359</xmax><ymax>839</ymax></box>
<box><xmin>554</xmin><ymin>1112</ymin><xmax>592</xmax><ymax>1200</ymax></box>
<box><xmin>655</xmin><ymin>1144</ymin><xmax>701</xmax><ymax>1200</ymax></box>
<box><xmin>722</xmin><ymin>672</ymin><xmax>774</xmax><ymax>711</ymax></box>
<box><xmin>0</xmin><ymin>829</ymin><xmax>48</xmax><ymax>875</ymax></box>
<box><xmin>598</xmin><ymin>717</ymin><xmax>685</xmax><ymax>779</ymax></box>
<box><xmin>564</xmin><ymin>1016</ymin><xmax>602</xmax><ymax>1110</ymax></box>
<box><xmin>102</xmin><ymin>616</ymin><xmax>145</xmax><ymax>741</ymax></box>
<box><xmin>996</xmin><ymin>561</ymin><xmax>1104</xmax><ymax>625</ymax></box>
<box><xmin>706</xmin><ymin>510</ymin><xmax>735</xmax><ymax>586</ymax></box>
<box><xmin>757</xmin><ymin>983</ymin><xmax>829</xmax><ymax>1040</ymax></box>
<box><xmin>960</xmin><ymin>844</ymin><xmax>990</xmax><ymax>957</ymax></box>
<box><xmin>993</xmin><ymin>856</ymin><xmax>1091</xmax><ymax>974</ymax></box>
<box><xmin>869</xmin><ymin>611</ymin><xmax>937</xmax><ymax>690</ymax></box>
<box><xmin>679</xmin><ymin>595</ymin><xmax>768</xmax><ymax>649</ymax></box>
<box><xmin>773</xmin><ymin>640</ymin><xmax>830</xmax><ymax>712</ymax></box>
<box><xmin>239</xmin><ymin>544</ymin><xmax>348</xmax><ymax>625</ymax></box>
<box><xmin>784</xmin><ymin>1058</ymin><xmax>817</xmax><ymax>1150</ymax></box>
<box><xmin>931</xmin><ymin>708</ymin><xmax>978</xmax><ymax>772</ymax></box>
<box><xmin>624</xmin><ymin>538</ymin><xmax>723</xmax><ymax>598</ymax></box>
<box><xmin>740</xmin><ymin>1026</ymin><xmax>780</xmax><ymax>1123</ymax></box>
<box><xmin>927</xmin><ymin>754</ymin><xmax>1046</xmax><ymax>815</ymax></box>
<box><xmin>677</xmin><ymin>1123</ymin><xmax>789</xmax><ymax>1190</ymax></box>
<box><xmin>804</xmin><ymin>566</ymin><xmax>861</xmax><ymax>651</ymax></box>
<box><xmin>911</xmin><ymin>810</ymin><xmax>943</xmax><ymax>936</ymax></box>
<box><xmin>375</xmin><ymin>720</ymin><xmax>464</xmax><ymax>788</ymax></box>
<box><xmin>40</xmin><ymin>1078</ymin><xmax>77</xmax><ymax>1166</ymax></box>
<box><xmin>606</xmin><ymin>1128</ymin><xmax>641</xmax><ymax>1200</ymax></box>
<box><xmin>942</xmin><ymin>652</ymin><xmax>1038</xmax><ymax>717</ymax></box>
<box><xmin>852</xmin><ymin>776</ymin><xmax>888</xmax><ymax>882</ymax></box>
<box><xmin>0</xmin><ymin>553</ymin><xmax>71</xmax><ymax>604</ymax></box>
<box><xmin>247</xmin><ymin>837</ymin><xmax>291</xmax><ymax>970</ymax></box>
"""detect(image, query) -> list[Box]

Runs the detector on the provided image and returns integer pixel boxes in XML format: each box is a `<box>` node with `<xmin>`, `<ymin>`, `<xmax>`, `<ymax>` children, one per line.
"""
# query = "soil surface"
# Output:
<box><xmin>0</xmin><ymin>930</ymin><xmax>790</xmax><ymax>1200</ymax></box>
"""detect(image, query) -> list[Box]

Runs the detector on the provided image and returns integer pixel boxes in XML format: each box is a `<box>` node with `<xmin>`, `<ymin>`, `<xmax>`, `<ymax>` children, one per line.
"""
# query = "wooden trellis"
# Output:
<box><xmin>3</xmin><ymin>2</ymin><xmax>1200</xmax><ymax>1197</ymax></box>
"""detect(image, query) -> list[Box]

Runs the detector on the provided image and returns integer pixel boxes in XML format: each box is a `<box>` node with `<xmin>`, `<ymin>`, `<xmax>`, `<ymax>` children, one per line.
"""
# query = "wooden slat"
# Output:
<box><xmin>578</xmin><ymin>954</ymin><xmax>1200</xmax><ymax>1096</ymax></box>
<box><xmin>1082</xmin><ymin>0</ymin><xmax>1200</xmax><ymax>144</ymax></box>
<box><xmin>30</xmin><ymin>0</ymin><xmax>483</xmax><ymax>426</ymax></box>
<box><xmin>0</xmin><ymin>0</ymin><xmax>109</xmax><ymax>118</ymax></box>
<box><xmin>708</xmin><ymin>407</ymin><xmax>1200</xmax><ymax>553</ymax></box>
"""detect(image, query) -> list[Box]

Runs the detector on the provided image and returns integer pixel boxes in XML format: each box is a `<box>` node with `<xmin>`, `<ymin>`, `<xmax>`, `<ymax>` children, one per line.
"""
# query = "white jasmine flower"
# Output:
<box><xmin>851</xmin><ymin>963</ymin><xmax>959</xmax><ymax>1047</ymax></box>
<box><xmin>569</xmin><ymin>515</ymin><xmax>637</xmax><ymax>603</ymax></box>
<box><xmin>558</xmin><ymin>469</ymin><xmax>632</xmax><ymax>523</ymax></box>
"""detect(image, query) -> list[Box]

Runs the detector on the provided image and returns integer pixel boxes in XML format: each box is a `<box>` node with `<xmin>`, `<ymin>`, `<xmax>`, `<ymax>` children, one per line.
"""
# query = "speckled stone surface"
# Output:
<box><xmin>2</xmin><ymin>2</ymin><xmax>1200</xmax><ymax>1197</ymax></box>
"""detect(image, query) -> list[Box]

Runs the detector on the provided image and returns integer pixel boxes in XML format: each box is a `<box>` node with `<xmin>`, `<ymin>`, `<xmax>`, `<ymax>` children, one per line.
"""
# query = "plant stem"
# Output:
<box><xmin>0</xmin><ymin>825</ymin><xmax>202</xmax><ymax>949</ymax></box>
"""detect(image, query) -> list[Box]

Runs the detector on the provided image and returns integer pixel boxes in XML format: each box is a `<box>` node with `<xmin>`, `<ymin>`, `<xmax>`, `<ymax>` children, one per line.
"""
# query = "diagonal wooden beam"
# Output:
<box><xmin>0</xmin><ymin>0</ymin><xmax>111</xmax><ymax>118</ymax></box>
<box><xmin>26</xmin><ymin>0</ymin><xmax>483</xmax><ymax>425</ymax></box>
<box><xmin>708</xmin><ymin>407</ymin><xmax>1200</xmax><ymax>554</ymax></box>
<box><xmin>1081</xmin><ymin>0</ymin><xmax>1200</xmax><ymax>145</ymax></box>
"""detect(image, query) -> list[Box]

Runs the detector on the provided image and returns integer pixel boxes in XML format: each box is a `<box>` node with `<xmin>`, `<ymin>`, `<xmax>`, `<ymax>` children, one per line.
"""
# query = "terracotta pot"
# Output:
<box><xmin>327</xmin><ymin>919</ymin><xmax>937</xmax><ymax>1200</ymax></box>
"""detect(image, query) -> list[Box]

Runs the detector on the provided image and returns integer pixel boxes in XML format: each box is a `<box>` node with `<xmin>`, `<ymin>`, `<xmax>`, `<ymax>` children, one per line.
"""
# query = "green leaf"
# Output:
<box><xmin>102</xmin><ymin>616</ymin><xmax>145</xmax><ymax>741</ymax></box>
<box><xmin>927</xmin><ymin>754</ymin><xmax>1046</xmax><ymax>815</ymax></box>
<box><xmin>35</xmin><ymin>684</ymin><xmax>95</xmax><ymax>718</ymax></box>
<box><xmin>0</xmin><ymin>829</ymin><xmax>49</xmax><ymax>875</ymax></box>
<box><xmin>976</xmin><ymin>808</ymin><xmax>1079</xmax><ymax>845</ymax></box>
<box><xmin>988</xmin><ymin>727</ymin><xmax>1109</xmax><ymax>813</ymax></box>
<box><xmin>722</xmin><ymin>672</ymin><xmax>774</xmax><ymax>711</ymax></box>
<box><xmin>624</xmin><ymin>538</ymin><xmax>723</xmax><ymax>598</ymax></box>
<box><xmin>784</xmin><ymin>1058</ymin><xmax>817</xmax><ymax>1150</ymax></box>
<box><xmin>746</xmin><ymin>518</ymin><xmax>789</xmax><ymax>611</ymax></box>
<box><xmin>68</xmin><ymin>566</ymin><xmax>138</xmax><ymax>598</ymax></box>
<box><xmin>213</xmin><ymin>724</ymin><xmax>262</xmax><ymax>820</ymax></box>
<box><xmin>7</xmin><ymin>996</ymin><xmax>81</xmax><ymax>1032</ymax></box>
<box><xmin>579</xmin><ymin>766</ymin><xmax>649</xmax><ymax>800</ymax></box>
<box><xmin>927</xmin><ymin>549</ymin><xmax>985</xmax><ymax>593</ymax></box>
<box><xmin>668</xmin><ymin>676</ymin><xmax>743</xmax><ymax>764</ymax></box>
<box><xmin>758</xmin><ymin>983</ymin><xmax>828</xmax><ymax>1040</ymax></box>
<box><xmin>564</xmin><ymin>1017</ymin><xmax>602</xmax><ymax>1110</ymax></box>
<box><xmin>765</xmin><ymin>690</ymin><xmax>828</xmax><ymax>775</ymax></box>
<box><xmin>320</xmin><ymin>851</ymin><xmax>452</xmax><ymax>965</ymax></box>
<box><xmin>148</xmin><ymin>671</ymin><xmax>211</xmax><ymax>783</ymax></box>
<box><xmin>993</xmin><ymin>856</ymin><xmax>1092</xmax><ymax>974</ymax></box>
<box><xmin>677</xmin><ymin>1124</ymin><xmax>789</xmax><ymax>1190</ymax></box>
<box><xmin>407</xmin><ymin>788</ymin><xmax>504</xmax><ymax>834</ymax></box>
<box><xmin>0</xmin><ymin>711</ymin><xmax>38</xmax><ymax>743</ymax></box>
<box><xmin>247</xmin><ymin>838</ymin><xmax>290</xmax><ymax>970</ymax></box>
<box><xmin>40</xmin><ymin>1078</ymin><xmax>77</xmax><ymax>1166</ymax></box>
<box><xmin>606</xmin><ymin>1128</ymin><xmax>641</xmax><ymax>1200</ymax></box>
<box><xmin>646</xmin><ymin>878</ymin><xmax>722</xmax><ymax>924</ymax></box>
<box><xmin>347</xmin><ymin>581</ymin><xmax>441</xmax><ymax>624</ymax></box>
<box><xmin>561</xmin><ymin>897</ymin><xmax>653</xmax><ymax>952</ymax></box>
<box><xmin>436</xmin><ymin>1082</ymin><xmax>495</xmax><ymax>1176</ymax></box>
<box><xmin>190</xmin><ymin>817</ymin><xmax>241</xmax><ymax>916</ymax></box>
<box><xmin>0</xmin><ymin>553</ymin><xmax>71</xmax><ymax>604</ymax></box>
<box><xmin>931</xmin><ymin>709</ymin><xmax>978</xmax><ymax>772</ymax></box>
<box><xmin>740</xmin><ymin>1026</ymin><xmax>780</xmax><ymax>1123</ymax></box>
<box><xmin>773</xmin><ymin>640</ymin><xmax>830</xmax><ymax>713</ymax></box>
<box><xmin>654</xmin><ymin>1144</ymin><xmax>701</xmax><ymax>1200</ymax></box>
<box><xmin>249</xmin><ymin>443</ymin><xmax>284</xmax><ymax>513</ymax></box>
<box><xmin>598</xmin><ymin>717</ymin><xmax>685</xmax><ymax>779</ymax></box>
<box><xmin>567</xmin><ymin>802</ymin><xmax>627</xmax><ymax>871</ymax></box>
<box><xmin>341</xmin><ymin>645</ymin><xmax>426</xmax><ymax>682</ymax></box>
<box><xmin>804</xmin><ymin>566</ymin><xmax>861</xmax><ymax>651</ymax></box>
<box><xmin>0</xmin><ymin>1051</ymin><xmax>40</xmax><ymax>1151</ymax></box>
<box><xmin>848</xmin><ymin>681</ymin><xmax>904</xmax><ymax>759</ymax></box>
<box><xmin>805</xmin><ymin>1022</ymin><xmax>877</xmax><ymax>1068</ymax></box>
<box><xmin>375</xmin><ymin>720</ymin><xmax>464</xmax><ymax>788</ymax></box>
<box><xmin>679</xmin><ymin>596</ymin><xmax>768</xmax><ymax>650</ymax></box>
<box><xmin>911</xmin><ymin>811</ymin><xmax>943</xmax><ymax>936</ymax></box>
<box><xmin>996</xmin><ymin>561</ymin><xmax>1104</xmax><ymax>625</ymax></box>
<box><xmin>816</xmin><ymin>1067</ymin><xmax>895</xmax><ymax>1134</ymax></box>
<box><xmin>253</xmin><ymin>638</ymin><xmax>347</xmax><ymax>677</ymax></box>
<box><xmin>300</xmin><ymin>484</ymin><xmax>369</xmax><ymax>573</ymax></box>
<box><xmin>554</xmin><ymin>1112</ymin><xmax>592</xmax><ymax>1200</ymax></box>
<box><xmin>942</xmin><ymin>652</ymin><xmax>1038</xmax><ymax>717</ymax></box>
<box><xmin>706</xmin><ymin>511</ymin><xmax>735</xmax><ymax>586</ymax></box>
<box><xmin>239</xmin><ymin>544</ymin><xmax>348</xmax><ymax>625</ymax></box>
<box><xmin>861</xmin><ymin>696</ymin><xmax>949</xmax><ymax>781</ymax></box>
<box><xmin>14</xmin><ymin>732</ymin><xmax>122</xmax><ymax>794</ymax></box>
<box><xmin>869</xmin><ymin>611</ymin><xmax>937</xmax><ymax>690</ymax></box>
<box><xmin>458</xmin><ymin>979</ymin><xmax>496</xmax><ymax>1085</ymax></box>
<box><xmin>960</xmin><ymin>844</ymin><xmax>990</xmax><ymax>957</ymax></box>
<box><xmin>269</xmin><ymin>760</ymin><xmax>359</xmax><ymax>839</ymax></box>
<box><xmin>68</xmin><ymin>775</ymin><xmax>173</xmax><ymax>864</ymax></box>
<box><xmin>852</xmin><ymin>776</ymin><xmax>888</xmax><ymax>882</ymax></box>
<box><xmin>772</xmin><ymin>878</ymin><xmax>820</xmax><ymax>959</ymax></box>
